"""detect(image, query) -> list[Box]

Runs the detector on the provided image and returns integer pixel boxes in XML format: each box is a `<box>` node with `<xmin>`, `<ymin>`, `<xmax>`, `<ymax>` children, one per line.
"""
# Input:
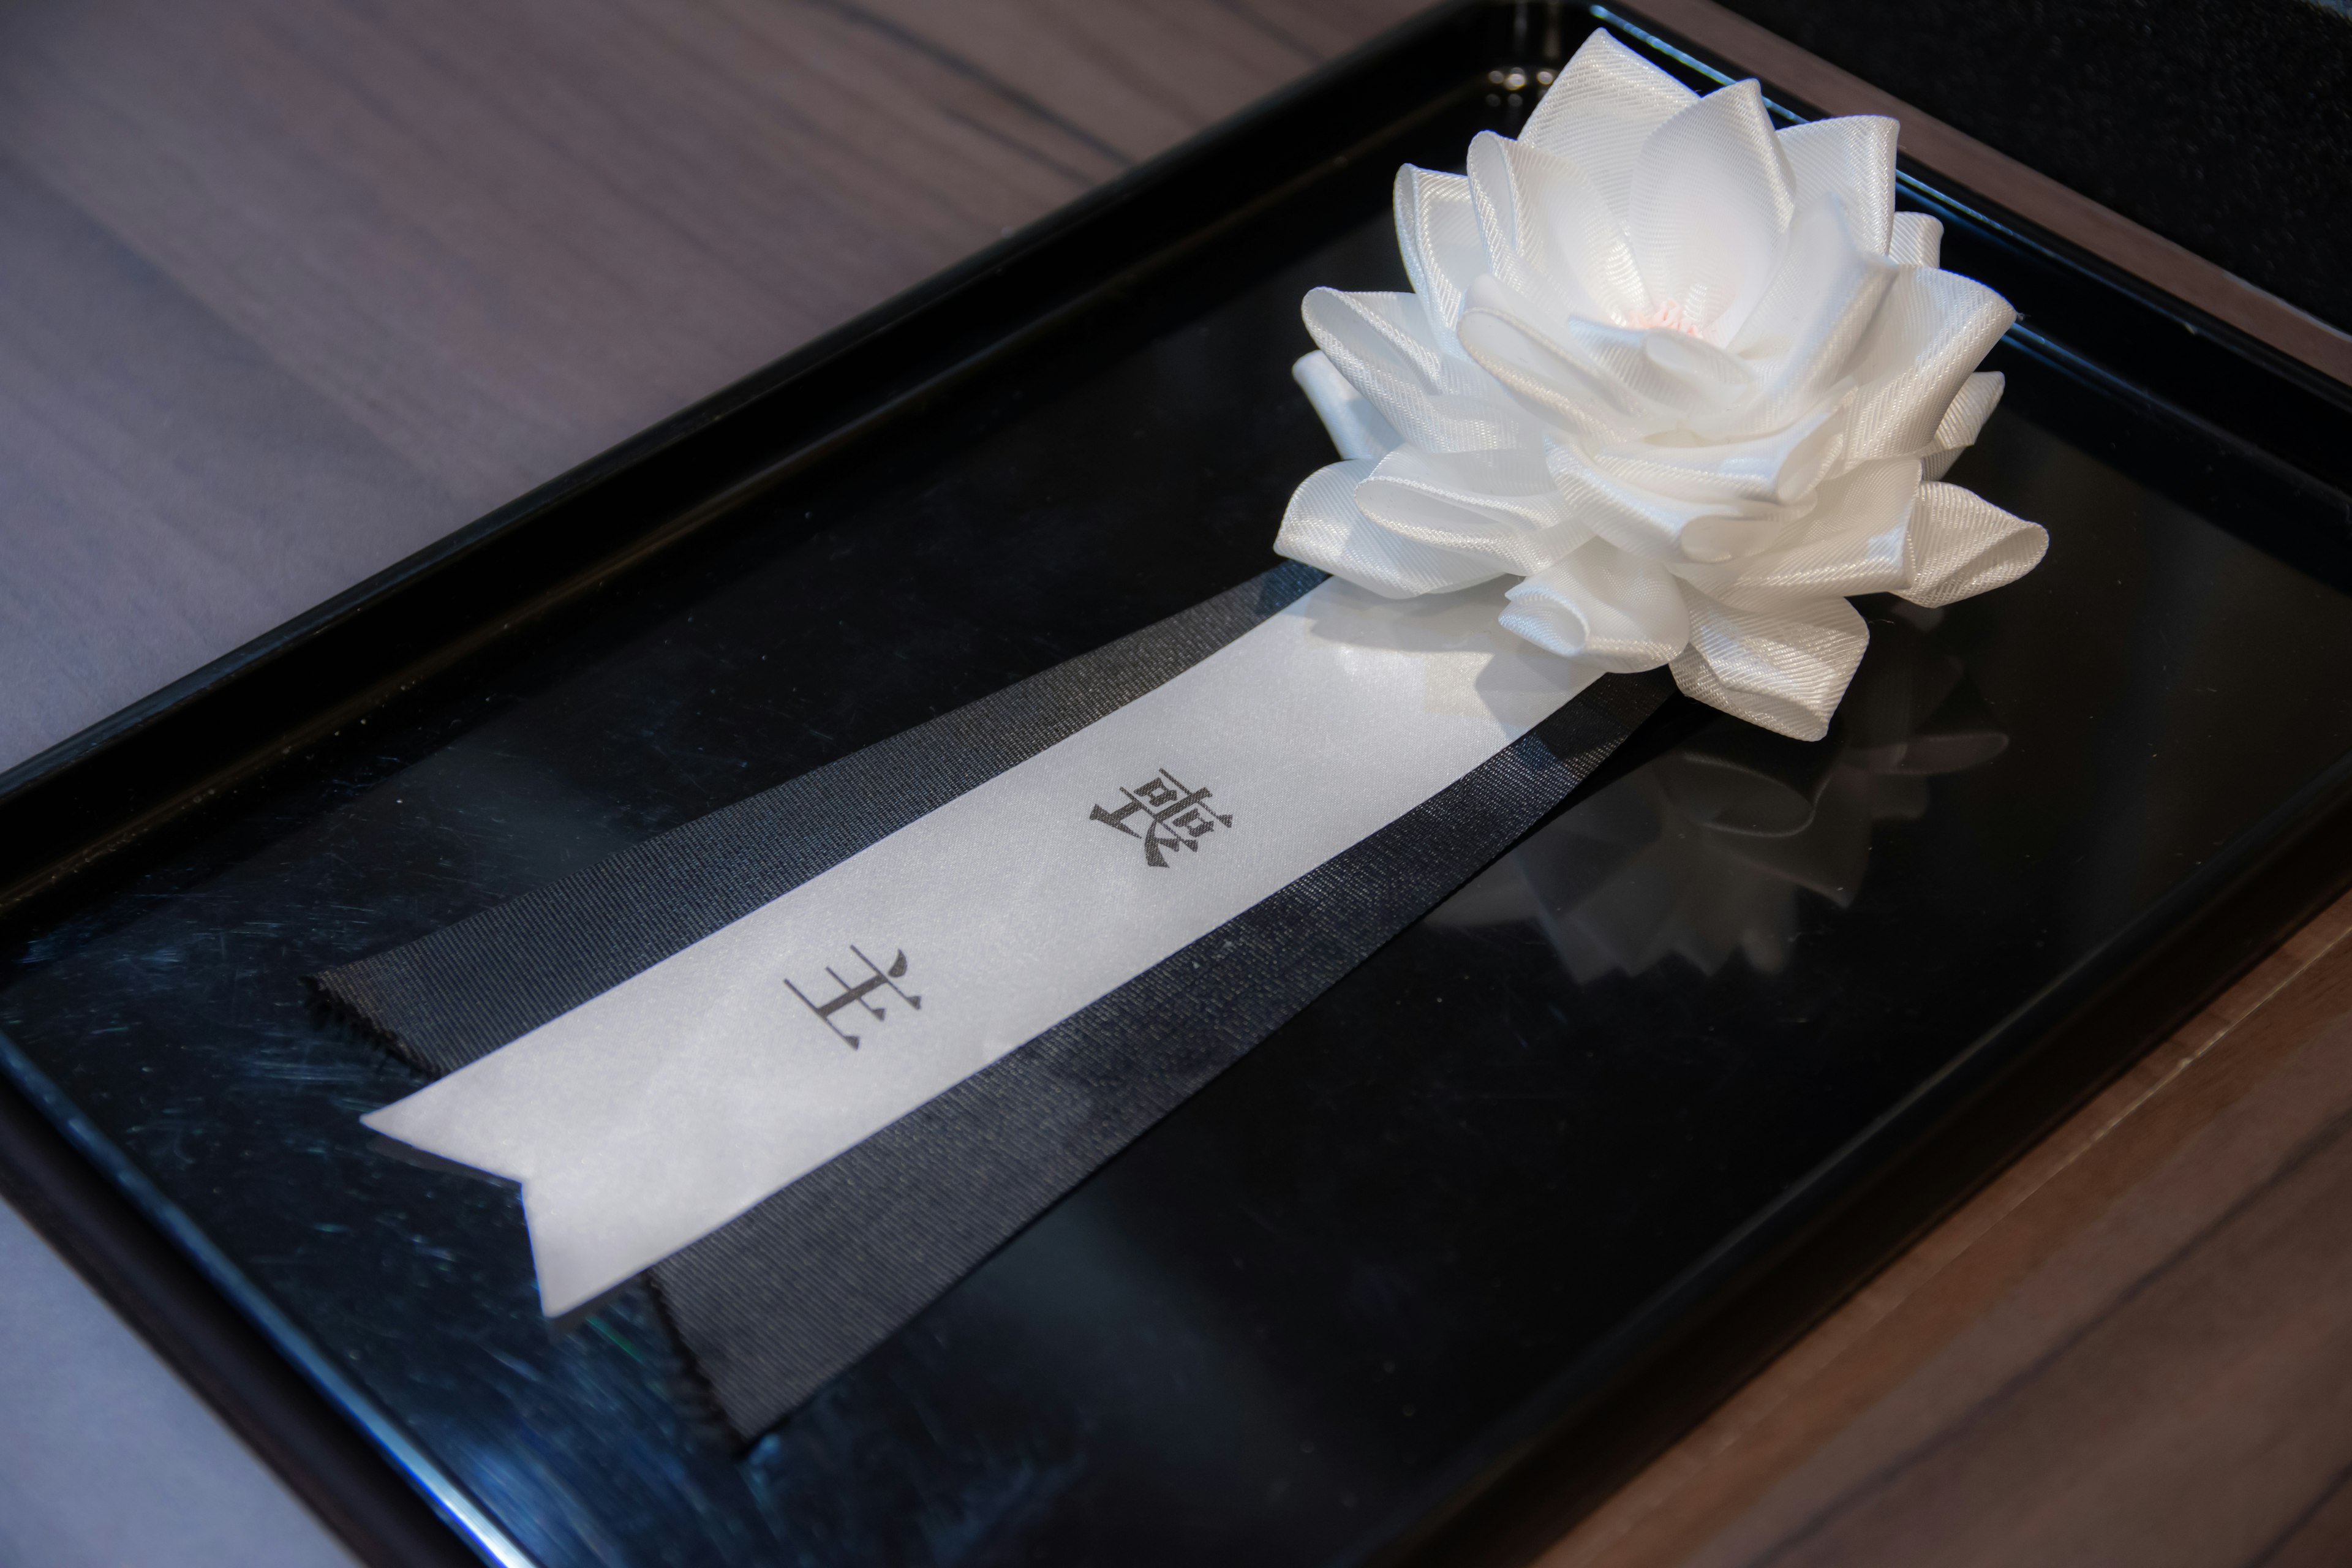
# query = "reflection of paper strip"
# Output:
<box><xmin>365</xmin><ymin>578</ymin><xmax>1599</xmax><ymax>1314</ymax></box>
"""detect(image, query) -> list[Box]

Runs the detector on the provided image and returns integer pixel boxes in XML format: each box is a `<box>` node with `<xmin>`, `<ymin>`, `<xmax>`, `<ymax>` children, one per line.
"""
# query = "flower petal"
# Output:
<box><xmin>1305</xmin><ymin>285</ymin><xmax>1444</xmax><ymax>383</ymax></box>
<box><xmin>1518</xmin><ymin>29</ymin><xmax>1698</xmax><ymax>226</ymax></box>
<box><xmin>1464</xmin><ymin>132</ymin><xmax>1642</xmax><ymax>326</ymax></box>
<box><xmin>1547</xmin><ymin>435</ymin><xmax>1806</xmax><ymax>563</ymax></box>
<box><xmin>1591</xmin><ymin>396</ymin><xmax>1850</xmax><ymax>510</ymax></box>
<box><xmin>1501</xmin><ymin>540</ymin><xmax>1692</xmax><ymax>670</ymax></box>
<box><xmin>1457</xmin><ymin>296</ymin><xmax>1661</xmax><ymax>441</ymax></box>
<box><xmin>1726</xmin><ymin>195</ymin><xmax>1894</xmax><ymax>431</ymax></box>
<box><xmin>1355</xmin><ymin>446</ymin><xmax>1588</xmax><ymax>575</ymax></box>
<box><xmin>1303</xmin><ymin>287</ymin><xmax>1540</xmax><ymax>453</ymax></box>
<box><xmin>1627</xmin><ymin>79</ymin><xmax>1796</xmax><ymax>342</ymax></box>
<box><xmin>1459</xmin><ymin>274</ymin><xmax>1755</xmax><ymax>440</ymax></box>
<box><xmin>1887</xmin><ymin>212</ymin><xmax>1942</xmax><ymax>270</ymax></box>
<box><xmin>1898</xmin><ymin>481</ymin><xmax>2047</xmax><ymax>606</ymax></box>
<box><xmin>1776</xmin><ymin>116</ymin><xmax>1898</xmax><ymax>255</ymax></box>
<box><xmin>1672</xmin><ymin>458</ymin><xmax>1920</xmax><ymax>608</ymax></box>
<box><xmin>1670</xmin><ymin>593</ymin><xmax>1870</xmax><ymax>741</ymax></box>
<box><xmin>1922</xmin><ymin>371</ymin><xmax>2003</xmax><ymax>479</ymax></box>
<box><xmin>1845</xmin><ymin>267</ymin><xmax>2016</xmax><ymax>461</ymax></box>
<box><xmin>1276</xmin><ymin>461</ymin><xmax>1504</xmax><ymax>598</ymax></box>
<box><xmin>1395</xmin><ymin>164</ymin><xmax>1484</xmax><ymax>341</ymax></box>
<box><xmin>1292</xmin><ymin>350</ymin><xmax>1403</xmax><ymax>460</ymax></box>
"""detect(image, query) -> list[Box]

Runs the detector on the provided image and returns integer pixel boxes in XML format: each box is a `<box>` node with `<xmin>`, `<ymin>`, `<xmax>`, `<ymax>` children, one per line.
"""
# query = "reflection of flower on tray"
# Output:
<box><xmin>1430</xmin><ymin>604</ymin><xmax>2007</xmax><ymax>979</ymax></box>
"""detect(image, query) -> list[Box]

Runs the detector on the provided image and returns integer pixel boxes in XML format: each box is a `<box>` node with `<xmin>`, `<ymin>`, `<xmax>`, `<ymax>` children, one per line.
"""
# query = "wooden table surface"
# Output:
<box><xmin>3</xmin><ymin>4</ymin><xmax>2346</xmax><ymax>1565</ymax></box>
<box><xmin>0</xmin><ymin>0</ymin><xmax>1422</xmax><ymax>772</ymax></box>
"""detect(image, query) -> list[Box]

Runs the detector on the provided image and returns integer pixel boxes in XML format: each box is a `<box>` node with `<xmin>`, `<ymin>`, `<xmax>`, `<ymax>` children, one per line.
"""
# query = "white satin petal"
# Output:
<box><xmin>1777</xmin><ymin>116</ymin><xmax>1898</xmax><ymax>255</ymax></box>
<box><xmin>1501</xmin><ymin>540</ymin><xmax>1692</xmax><ymax>669</ymax></box>
<box><xmin>1459</xmin><ymin>274</ymin><xmax>1757</xmax><ymax>440</ymax></box>
<box><xmin>1304</xmin><ymin>285</ymin><xmax>1446</xmax><ymax>383</ymax></box>
<box><xmin>1456</xmin><ymin>295</ymin><xmax>1665</xmax><ymax>442</ymax></box>
<box><xmin>1605</xmin><ymin>312</ymin><xmax>1762</xmax><ymax>413</ymax></box>
<box><xmin>1547</xmin><ymin>436</ymin><xmax>1805</xmax><ymax>563</ymax></box>
<box><xmin>1727</xmin><ymin>197</ymin><xmax>1894</xmax><ymax>431</ymax></box>
<box><xmin>1465</xmin><ymin>131</ymin><xmax>1643</xmax><ymax>325</ymax></box>
<box><xmin>1845</xmin><ymin>268</ymin><xmax>2016</xmax><ymax>461</ymax></box>
<box><xmin>1921</xmin><ymin>370</ymin><xmax>2003</xmax><ymax>478</ymax></box>
<box><xmin>1292</xmin><ymin>350</ymin><xmax>1403</xmax><ymax>461</ymax></box>
<box><xmin>1899</xmin><ymin>481</ymin><xmax>2047</xmax><ymax>606</ymax></box>
<box><xmin>1670</xmin><ymin>593</ymin><xmax>1870</xmax><ymax>741</ymax></box>
<box><xmin>1628</xmin><ymin>80</ymin><xmax>1796</xmax><ymax>341</ymax></box>
<box><xmin>1518</xmin><ymin>29</ymin><xmax>1698</xmax><ymax>225</ymax></box>
<box><xmin>1887</xmin><ymin>211</ymin><xmax>1942</xmax><ymax>270</ymax></box>
<box><xmin>1592</xmin><ymin>396</ymin><xmax>1849</xmax><ymax>511</ymax></box>
<box><xmin>1355</xmin><ymin>446</ymin><xmax>1588</xmax><ymax>575</ymax></box>
<box><xmin>1672</xmin><ymin>458</ymin><xmax>1919</xmax><ymax>609</ymax></box>
<box><xmin>1276</xmin><ymin>461</ymin><xmax>1504</xmax><ymax>598</ymax></box>
<box><xmin>1303</xmin><ymin>287</ymin><xmax>1539</xmax><ymax>453</ymax></box>
<box><xmin>1395</xmin><ymin>164</ymin><xmax>1484</xmax><ymax>342</ymax></box>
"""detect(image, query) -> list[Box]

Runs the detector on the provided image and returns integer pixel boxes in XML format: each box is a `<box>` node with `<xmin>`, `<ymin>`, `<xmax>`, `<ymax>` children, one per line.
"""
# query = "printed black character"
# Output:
<box><xmin>785</xmin><ymin>945</ymin><xmax>921</xmax><ymax>1047</ymax></box>
<box><xmin>1088</xmin><ymin>767</ymin><xmax>1234</xmax><ymax>869</ymax></box>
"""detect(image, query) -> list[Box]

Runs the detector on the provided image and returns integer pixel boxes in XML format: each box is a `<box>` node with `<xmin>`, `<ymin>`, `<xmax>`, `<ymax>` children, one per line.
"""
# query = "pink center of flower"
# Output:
<box><xmin>1634</xmin><ymin>298</ymin><xmax>1702</xmax><ymax>336</ymax></box>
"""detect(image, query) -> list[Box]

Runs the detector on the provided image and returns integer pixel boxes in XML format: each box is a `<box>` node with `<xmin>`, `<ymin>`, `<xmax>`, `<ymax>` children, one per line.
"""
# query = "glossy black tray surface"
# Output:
<box><xmin>6</xmin><ymin>6</ymin><xmax>2352</xmax><ymax>1566</ymax></box>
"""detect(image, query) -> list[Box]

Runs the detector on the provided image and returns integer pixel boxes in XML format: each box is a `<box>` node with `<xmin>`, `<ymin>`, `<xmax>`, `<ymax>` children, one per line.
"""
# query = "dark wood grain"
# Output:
<box><xmin>1542</xmin><ymin>893</ymin><xmax>2352</xmax><ymax>1568</ymax></box>
<box><xmin>0</xmin><ymin>0</ymin><xmax>1423</xmax><ymax>771</ymax></box>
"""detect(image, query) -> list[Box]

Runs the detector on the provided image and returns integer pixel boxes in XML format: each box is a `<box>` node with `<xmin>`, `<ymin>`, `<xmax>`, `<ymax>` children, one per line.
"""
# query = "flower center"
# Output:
<box><xmin>1634</xmin><ymin>298</ymin><xmax>1702</xmax><ymax>336</ymax></box>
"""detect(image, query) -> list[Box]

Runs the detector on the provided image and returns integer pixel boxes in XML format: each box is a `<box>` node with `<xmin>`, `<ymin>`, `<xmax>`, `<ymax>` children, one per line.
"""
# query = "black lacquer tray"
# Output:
<box><xmin>7</xmin><ymin>6</ymin><xmax>2352</xmax><ymax>1566</ymax></box>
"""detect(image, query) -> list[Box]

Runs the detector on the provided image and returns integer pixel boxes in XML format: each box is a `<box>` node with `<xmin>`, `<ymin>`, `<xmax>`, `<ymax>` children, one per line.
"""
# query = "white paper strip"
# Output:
<box><xmin>365</xmin><ymin>578</ymin><xmax>1600</xmax><ymax>1314</ymax></box>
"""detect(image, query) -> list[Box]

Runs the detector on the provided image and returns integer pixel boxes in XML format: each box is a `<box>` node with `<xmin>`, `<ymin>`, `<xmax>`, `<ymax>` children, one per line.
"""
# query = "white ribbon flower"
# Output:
<box><xmin>1279</xmin><ymin>30</ymin><xmax>2046</xmax><ymax>740</ymax></box>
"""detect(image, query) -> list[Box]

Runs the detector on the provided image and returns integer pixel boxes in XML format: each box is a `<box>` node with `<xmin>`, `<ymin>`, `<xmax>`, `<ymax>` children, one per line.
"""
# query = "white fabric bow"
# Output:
<box><xmin>1278</xmin><ymin>30</ymin><xmax>2046</xmax><ymax>741</ymax></box>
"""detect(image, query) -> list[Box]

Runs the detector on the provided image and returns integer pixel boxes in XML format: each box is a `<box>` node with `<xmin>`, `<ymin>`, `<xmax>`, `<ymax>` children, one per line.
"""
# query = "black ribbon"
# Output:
<box><xmin>315</xmin><ymin>563</ymin><xmax>1670</xmax><ymax>1439</ymax></box>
